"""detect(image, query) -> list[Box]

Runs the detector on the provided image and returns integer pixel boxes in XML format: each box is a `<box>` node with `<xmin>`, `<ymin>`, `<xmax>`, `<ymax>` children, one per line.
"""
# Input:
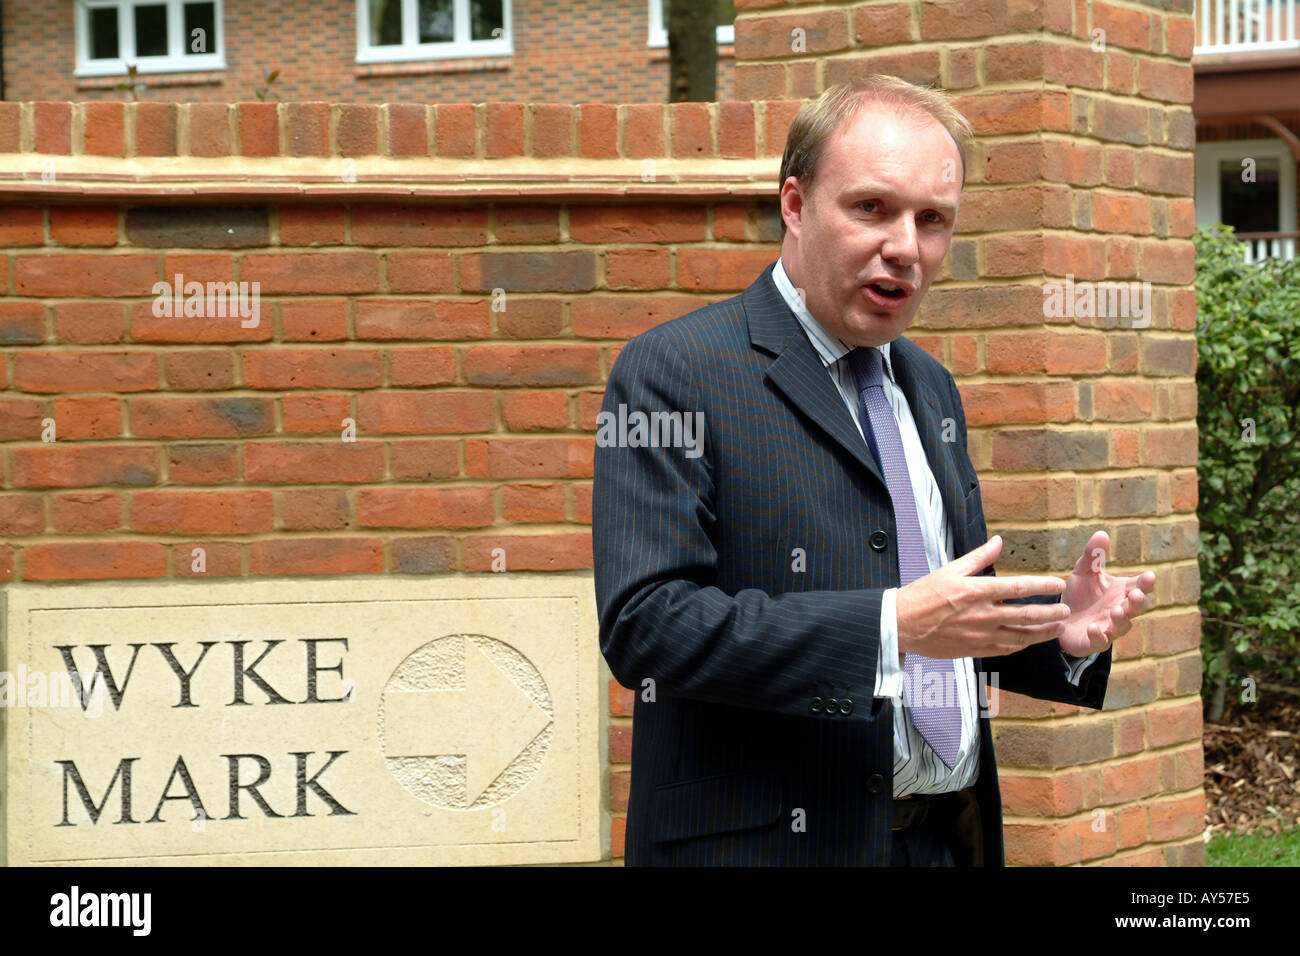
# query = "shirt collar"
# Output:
<box><xmin>772</xmin><ymin>257</ymin><xmax>896</xmax><ymax>383</ymax></box>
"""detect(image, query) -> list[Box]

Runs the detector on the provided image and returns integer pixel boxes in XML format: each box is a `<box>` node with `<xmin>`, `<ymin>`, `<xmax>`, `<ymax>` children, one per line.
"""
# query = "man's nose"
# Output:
<box><xmin>880</xmin><ymin>217</ymin><xmax>921</xmax><ymax>265</ymax></box>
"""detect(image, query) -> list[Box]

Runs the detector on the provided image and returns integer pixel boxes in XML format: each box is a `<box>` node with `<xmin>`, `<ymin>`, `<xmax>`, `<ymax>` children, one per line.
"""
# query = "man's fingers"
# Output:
<box><xmin>1003</xmin><ymin>590</ymin><xmax>1069</xmax><ymax>637</ymax></box>
<box><xmin>1001</xmin><ymin>621</ymin><xmax>1066</xmax><ymax>634</ymax></box>
<box><xmin>1074</xmin><ymin>530</ymin><xmax>1110</xmax><ymax>574</ymax></box>
<box><xmin>993</xmin><ymin>621</ymin><xmax>1064</xmax><ymax>649</ymax></box>
<box><xmin>1001</xmin><ymin>601</ymin><xmax>1071</xmax><ymax>627</ymax></box>
<box><xmin>999</xmin><ymin>603</ymin><xmax>1068</xmax><ymax>638</ymax></box>
<box><xmin>973</xmin><ymin>573</ymin><xmax>1067</xmax><ymax>602</ymax></box>
<box><xmin>957</xmin><ymin>534</ymin><xmax>1003</xmax><ymax>576</ymax></box>
<box><xmin>987</xmin><ymin>642</ymin><xmax>1024</xmax><ymax>655</ymax></box>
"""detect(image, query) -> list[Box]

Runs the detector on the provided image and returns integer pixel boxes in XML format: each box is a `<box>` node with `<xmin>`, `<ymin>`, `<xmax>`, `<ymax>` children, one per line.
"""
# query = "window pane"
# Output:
<box><xmin>1219</xmin><ymin>158</ymin><xmax>1280</xmax><ymax>233</ymax></box>
<box><xmin>418</xmin><ymin>0</ymin><xmax>454</xmax><ymax>43</ymax></box>
<box><xmin>369</xmin><ymin>0</ymin><xmax>403</xmax><ymax>46</ymax></box>
<box><xmin>183</xmin><ymin>2</ymin><xmax>217</xmax><ymax>55</ymax></box>
<box><xmin>89</xmin><ymin>7</ymin><xmax>120</xmax><ymax>59</ymax></box>
<box><xmin>134</xmin><ymin>4</ymin><xmax>169</xmax><ymax>57</ymax></box>
<box><xmin>470</xmin><ymin>0</ymin><xmax>503</xmax><ymax>40</ymax></box>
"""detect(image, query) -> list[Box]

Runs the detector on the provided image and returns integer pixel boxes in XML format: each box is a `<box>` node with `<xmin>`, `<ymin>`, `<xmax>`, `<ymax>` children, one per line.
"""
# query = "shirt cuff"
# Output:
<box><xmin>875</xmin><ymin>587</ymin><xmax>904</xmax><ymax>698</ymax></box>
<box><xmin>1061</xmin><ymin>648</ymin><xmax>1101</xmax><ymax>686</ymax></box>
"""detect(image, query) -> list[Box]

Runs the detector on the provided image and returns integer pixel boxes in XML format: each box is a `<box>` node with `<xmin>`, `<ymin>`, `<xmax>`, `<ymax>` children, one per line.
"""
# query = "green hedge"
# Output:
<box><xmin>1194</xmin><ymin>224</ymin><xmax>1300</xmax><ymax>720</ymax></box>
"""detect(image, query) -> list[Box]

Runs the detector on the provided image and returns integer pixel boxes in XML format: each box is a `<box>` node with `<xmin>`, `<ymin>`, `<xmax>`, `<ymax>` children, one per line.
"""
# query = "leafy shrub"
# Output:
<box><xmin>1194</xmin><ymin>224</ymin><xmax>1300</xmax><ymax>720</ymax></box>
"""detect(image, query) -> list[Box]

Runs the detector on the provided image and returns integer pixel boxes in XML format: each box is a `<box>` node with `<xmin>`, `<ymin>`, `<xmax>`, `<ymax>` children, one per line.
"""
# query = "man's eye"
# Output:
<box><xmin>858</xmin><ymin>201</ymin><xmax>878</xmax><ymax>212</ymax></box>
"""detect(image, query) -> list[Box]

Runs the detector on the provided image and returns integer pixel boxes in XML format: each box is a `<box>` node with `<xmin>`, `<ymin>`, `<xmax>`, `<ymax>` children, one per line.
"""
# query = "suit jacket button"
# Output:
<box><xmin>825</xmin><ymin>697</ymin><xmax>839</xmax><ymax>714</ymax></box>
<box><xmin>839</xmin><ymin>698</ymin><xmax>853</xmax><ymax>715</ymax></box>
<box><xmin>870</xmin><ymin>530</ymin><xmax>889</xmax><ymax>551</ymax></box>
<box><xmin>867</xmin><ymin>773</ymin><xmax>886</xmax><ymax>795</ymax></box>
<box><xmin>810</xmin><ymin>697</ymin><xmax>823</xmax><ymax>713</ymax></box>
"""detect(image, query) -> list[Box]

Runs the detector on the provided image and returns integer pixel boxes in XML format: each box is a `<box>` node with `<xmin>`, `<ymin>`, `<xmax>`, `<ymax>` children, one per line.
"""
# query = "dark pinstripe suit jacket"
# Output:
<box><xmin>593</xmin><ymin>260</ymin><xmax>1111</xmax><ymax>866</ymax></box>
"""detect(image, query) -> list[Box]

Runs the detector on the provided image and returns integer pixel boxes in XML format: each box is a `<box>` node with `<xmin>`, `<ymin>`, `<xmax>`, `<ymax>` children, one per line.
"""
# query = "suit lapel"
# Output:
<box><xmin>744</xmin><ymin>263</ymin><xmax>886</xmax><ymax>490</ymax></box>
<box><xmin>743</xmin><ymin>262</ymin><xmax>968</xmax><ymax>540</ymax></box>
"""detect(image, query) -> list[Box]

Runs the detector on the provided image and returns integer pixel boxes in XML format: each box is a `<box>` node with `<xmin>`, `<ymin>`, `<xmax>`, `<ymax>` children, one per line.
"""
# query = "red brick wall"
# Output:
<box><xmin>2</xmin><ymin>0</ymin><xmax>736</xmax><ymax>103</ymax></box>
<box><xmin>0</xmin><ymin>98</ymin><xmax>781</xmax><ymax>588</ymax></box>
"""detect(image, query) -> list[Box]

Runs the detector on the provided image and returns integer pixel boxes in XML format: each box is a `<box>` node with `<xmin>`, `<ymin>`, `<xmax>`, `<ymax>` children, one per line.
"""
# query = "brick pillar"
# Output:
<box><xmin>734</xmin><ymin>0</ymin><xmax>1204</xmax><ymax>865</ymax></box>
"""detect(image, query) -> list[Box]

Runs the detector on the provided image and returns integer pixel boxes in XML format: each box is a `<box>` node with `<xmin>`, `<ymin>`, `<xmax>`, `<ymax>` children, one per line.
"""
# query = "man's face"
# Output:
<box><xmin>780</xmin><ymin>102</ymin><xmax>963</xmax><ymax>348</ymax></box>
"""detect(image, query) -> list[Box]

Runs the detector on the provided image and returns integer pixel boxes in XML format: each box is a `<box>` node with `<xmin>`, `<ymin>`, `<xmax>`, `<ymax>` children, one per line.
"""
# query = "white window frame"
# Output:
<box><xmin>647</xmin><ymin>0</ymin><xmax>735</xmax><ymax>48</ymax></box>
<box><xmin>75</xmin><ymin>0</ymin><xmax>226</xmax><ymax>77</ymax></box>
<box><xmin>1194</xmin><ymin>138</ymin><xmax>1297</xmax><ymax>231</ymax></box>
<box><xmin>356</xmin><ymin>0</ymin><xmax>513</xmax><ymax>64</ymax></box>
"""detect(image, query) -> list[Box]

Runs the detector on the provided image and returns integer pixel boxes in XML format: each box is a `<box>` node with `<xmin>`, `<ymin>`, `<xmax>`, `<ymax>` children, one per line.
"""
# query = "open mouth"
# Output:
<box><xmin>867</xmin><ymin>281</ymin><xmax>907</xmax><ymax>299</ymax></box>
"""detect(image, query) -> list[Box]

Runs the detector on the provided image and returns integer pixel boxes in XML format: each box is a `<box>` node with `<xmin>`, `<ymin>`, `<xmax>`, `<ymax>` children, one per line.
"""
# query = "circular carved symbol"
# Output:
<box><xmin>378</xmin><ymin>634</ymin><xmax>553</xmax><ymax>810</ymax></box>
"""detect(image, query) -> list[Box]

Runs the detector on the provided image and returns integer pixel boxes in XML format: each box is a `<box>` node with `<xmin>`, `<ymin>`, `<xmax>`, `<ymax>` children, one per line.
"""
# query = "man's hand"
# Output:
<box><xmin>1051</xmin><ymin>530</ymin><xmax>1155</xmax><ymax>658</ymax></box>
<box><xmin>895</xmin><ymin>535</ymin><xmax>1070</xmax><ymax>661</ymax></box>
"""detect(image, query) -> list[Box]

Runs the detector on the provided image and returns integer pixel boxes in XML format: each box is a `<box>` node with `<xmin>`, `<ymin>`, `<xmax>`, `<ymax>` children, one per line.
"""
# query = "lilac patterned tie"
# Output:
<box><xmin>847</xmin><ymin>346</ymin><xmax>961</xmax><ymax>770</ymax></box>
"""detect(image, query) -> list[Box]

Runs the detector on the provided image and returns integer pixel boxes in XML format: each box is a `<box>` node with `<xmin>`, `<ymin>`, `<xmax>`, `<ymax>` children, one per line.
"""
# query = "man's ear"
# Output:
<box><xmin>781</xmin><ymin>176</ymin><xmax>805</xmax><ymax>238</ymax></box>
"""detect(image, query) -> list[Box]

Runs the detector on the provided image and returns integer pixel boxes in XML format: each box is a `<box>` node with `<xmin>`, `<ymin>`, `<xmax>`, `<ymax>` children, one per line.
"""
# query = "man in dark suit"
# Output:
<box><xmin>592</xmin><ymin>76</ymin><xmax>1157</xmax><ymax>866</ymax></box>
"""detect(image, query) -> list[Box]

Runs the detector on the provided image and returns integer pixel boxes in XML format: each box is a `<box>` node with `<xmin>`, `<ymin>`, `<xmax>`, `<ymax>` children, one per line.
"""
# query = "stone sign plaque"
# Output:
<box><xmin>0</xmin><ymin>574</ymin><xmax>601</xmax><ymax>866</ymax></box>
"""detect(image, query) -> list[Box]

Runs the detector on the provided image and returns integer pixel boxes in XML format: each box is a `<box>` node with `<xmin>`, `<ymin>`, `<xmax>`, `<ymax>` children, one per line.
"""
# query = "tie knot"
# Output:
<box><xmin>847</xmin><ymin>346</ymin><xmax>884</xmax><ymax>391</ymax></box>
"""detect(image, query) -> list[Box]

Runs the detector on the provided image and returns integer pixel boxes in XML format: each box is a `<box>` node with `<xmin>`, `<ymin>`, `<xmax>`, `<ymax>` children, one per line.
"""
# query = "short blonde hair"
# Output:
<box><xmin>778</xmin><ymin>75</ymin><xmax>974</xmax><ymax>235</ymax></box>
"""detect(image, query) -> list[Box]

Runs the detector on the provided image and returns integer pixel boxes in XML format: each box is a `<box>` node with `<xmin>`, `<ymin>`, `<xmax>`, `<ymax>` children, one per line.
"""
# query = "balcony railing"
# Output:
<box><xmin>1195</xmin><ymin>0</ymin><xmax>1300</xmax><ymax>54</ymax></box>
<box><xmin>1236</xmin><ymin>230</ymin><xmax>1299</xmax><ymax>261</ymax></box>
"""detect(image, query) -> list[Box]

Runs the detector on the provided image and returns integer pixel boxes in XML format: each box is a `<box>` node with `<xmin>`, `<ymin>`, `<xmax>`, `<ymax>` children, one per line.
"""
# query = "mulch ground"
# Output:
<box><xmin>1203</xmin><ymin>689</ymin><xmax>1300</xmax><ymax>838</ymax></box>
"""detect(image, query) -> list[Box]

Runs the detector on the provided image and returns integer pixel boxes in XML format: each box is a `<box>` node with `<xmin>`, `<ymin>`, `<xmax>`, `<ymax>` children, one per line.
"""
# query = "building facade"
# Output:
<box><xmin>1</xmin><ymin>0</ymin><xmax>738</xmax><ymax>103</ymax></box>
<box><xmin>1190</xmin><ymin>0</ymin><xmax>1300</xmax><ymax>261</ymax></box>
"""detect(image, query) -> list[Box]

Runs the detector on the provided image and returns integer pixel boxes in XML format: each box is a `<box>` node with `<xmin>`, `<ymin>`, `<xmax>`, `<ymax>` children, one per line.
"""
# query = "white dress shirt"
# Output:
<box><xmin>772</xmin><ymin>258</ymin><xmax>1099</xmax><ymax>796</ymax></box>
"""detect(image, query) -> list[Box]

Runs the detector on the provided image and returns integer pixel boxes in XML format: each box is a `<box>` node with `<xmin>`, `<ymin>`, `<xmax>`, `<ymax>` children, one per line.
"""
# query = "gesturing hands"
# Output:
<box><xmin>895</xmin><ymin>531</ymin><xmax>1156</xmax><ymax>663</ymax></box>
<box><xmin>1053</xmin><ymin>530</ymin><xmax>1156</xmax><ymax>658</ymax></box>
<box><xmin>895</xmin><ymin>534</ymin><xmax>1069</xmax><ymax>660</ymax></box>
